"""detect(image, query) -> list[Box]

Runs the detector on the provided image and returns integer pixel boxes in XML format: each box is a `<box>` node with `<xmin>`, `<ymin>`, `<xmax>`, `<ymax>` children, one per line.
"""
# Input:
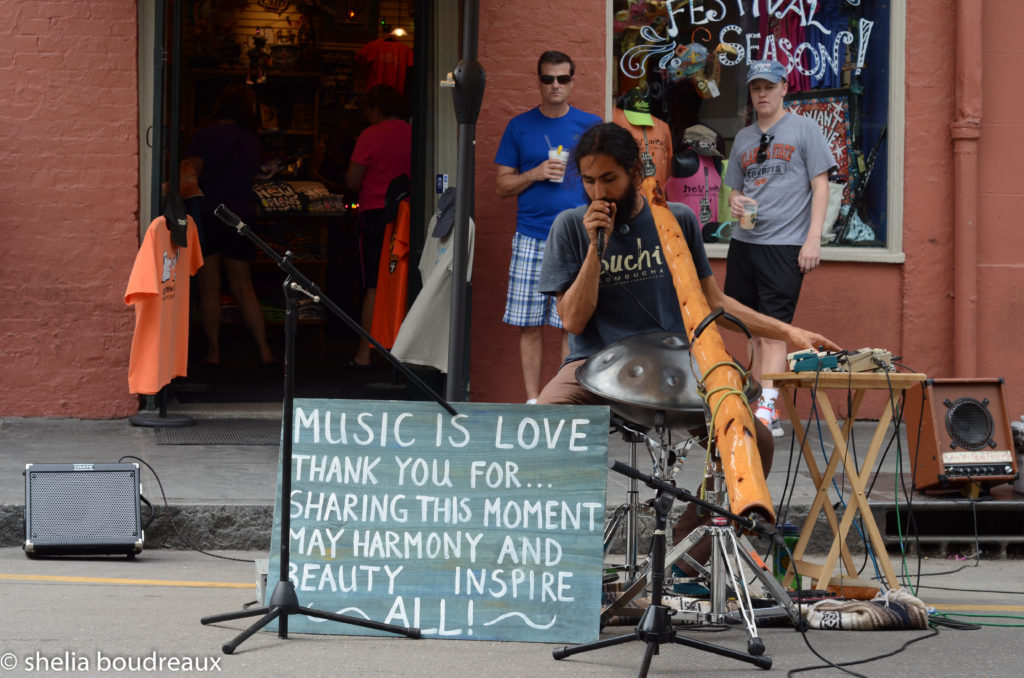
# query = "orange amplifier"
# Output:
<box><xmin>904</xmin><ymin>378</ymin><xmax>1019</xmax><ymax>492</ymax></box>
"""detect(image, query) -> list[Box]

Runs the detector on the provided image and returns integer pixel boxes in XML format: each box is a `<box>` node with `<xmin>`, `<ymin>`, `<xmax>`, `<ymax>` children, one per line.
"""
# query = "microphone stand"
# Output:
<box><xmin>553</xmin><ymin>460</ymin><xmax>772</xmax><ymax>676</ymax></box>
<box><xmin>201</xmin><ymin>205</ymin><xmax>456</xmax><ymax>654</ymax></box>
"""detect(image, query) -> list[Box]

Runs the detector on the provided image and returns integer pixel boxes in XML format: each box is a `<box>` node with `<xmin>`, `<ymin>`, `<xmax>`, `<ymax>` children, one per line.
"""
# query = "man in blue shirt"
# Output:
<box><xmin>495</xmin><ymin>50</ymin><xmax>601</xmax><ymax>403</ymax></box>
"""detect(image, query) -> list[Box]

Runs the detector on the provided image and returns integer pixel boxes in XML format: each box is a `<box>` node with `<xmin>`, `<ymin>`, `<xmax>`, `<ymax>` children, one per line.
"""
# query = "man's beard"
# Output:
<box><xmin>589</xmin><ymin>183</ymin><xmax>639</xmax><ymax>230</ymax></box>
<box><xmin>613</xmin><ymin>182</ymin><xmax>638</xmax><ymax>228</ymax></box>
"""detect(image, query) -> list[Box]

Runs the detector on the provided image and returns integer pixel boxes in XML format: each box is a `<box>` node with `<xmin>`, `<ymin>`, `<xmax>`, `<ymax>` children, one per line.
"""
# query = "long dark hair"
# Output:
<box><xmin>574</xmin><ymin>122</ymin><xmax>641</xmax><ymax>176</ymax></box>
<box><xmin>213</xmin><ymin>83</ymin><xmax>259</xmax><ymax>132</ymax></box>
<box><xmin>365</xmin><ymin>84</ymin><xmax>408</xmax><ymax>119</ymax></box>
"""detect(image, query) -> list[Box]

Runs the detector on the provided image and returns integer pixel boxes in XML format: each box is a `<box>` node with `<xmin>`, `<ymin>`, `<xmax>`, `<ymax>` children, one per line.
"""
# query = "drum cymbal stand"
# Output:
<box><xmin>672</xmin><ymin>467</ymin><xmax>804</xmax><ymax>648</ymax></box>
<box><xmin>600</xmin><ymin>463</ymin><xmax>804</xmax><ymax>654</ymax></box>
<box><xmin>603</xmin><ymin>415</ymin><xmax>693</xmax><ymax>580</ymax></box>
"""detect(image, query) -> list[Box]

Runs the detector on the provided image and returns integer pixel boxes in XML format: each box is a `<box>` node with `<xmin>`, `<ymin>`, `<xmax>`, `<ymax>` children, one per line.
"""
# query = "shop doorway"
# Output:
<box><xmin>141</xmin><ymin>0</ymin><xmax>458</xmax><ymax>405</ymax></box>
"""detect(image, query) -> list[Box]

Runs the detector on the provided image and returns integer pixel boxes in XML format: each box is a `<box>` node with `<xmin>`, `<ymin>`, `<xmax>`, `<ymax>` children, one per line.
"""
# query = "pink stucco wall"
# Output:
<box><xmin>978</xmin><ymin>0</ymin><xmax>1024</xmax><ymax>413</ymax></box>
<box><xmin>0</xmin><ymin>1</ymin><xmax>140</xmax><ymax>418</ymax></box>
<box><xmin>1</xmin><ymin>1</ymin><xmax>1022</xmax><ymax>420</ymax></box>
<box><xmin>470</xmin><ymin>2</ymin><xmax>608</xmax><ymax>403</ymax></box>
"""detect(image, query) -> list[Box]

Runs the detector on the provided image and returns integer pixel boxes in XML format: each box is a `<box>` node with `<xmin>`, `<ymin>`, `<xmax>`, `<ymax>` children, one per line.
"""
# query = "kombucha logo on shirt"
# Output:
<box><xmin>600</xmin><ymin>237</ymin><xmax>667</xmax><ymax>286</ymax></box>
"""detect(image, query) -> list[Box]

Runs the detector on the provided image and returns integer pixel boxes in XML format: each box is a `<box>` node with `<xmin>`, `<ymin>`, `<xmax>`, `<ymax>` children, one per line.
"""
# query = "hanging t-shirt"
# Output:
<box><xmin>665</xmin><ymin>153</ymin><xmax>722</xmax><ymax>228</ymax></box>
<box><xmin>351</xmin><ymin>118</ymin><xmax>412</xmax><ymax>211</ymax></box>
<box><xmin>358</xmin><ymin>38</ymin><xmax>414</xmax><ymax>94</ymax></box>
<box><xmin>370</xmin><ymin>199</ymin><xmax>410</xmax><ymax>348</ymax></box>
<box><xmin>125</xmin><ymin>216</ymin><xmax>204</xmax><ymax>395</ymax></box>
<box><xmin>612</xmin><ymin>108</ymin><xmax>673</xmax><ymax>190</ymax></box>
<box><xmin>392</xmin><ymin>215</ymin><xmax>477</xmax><ymax>374</ymax></box>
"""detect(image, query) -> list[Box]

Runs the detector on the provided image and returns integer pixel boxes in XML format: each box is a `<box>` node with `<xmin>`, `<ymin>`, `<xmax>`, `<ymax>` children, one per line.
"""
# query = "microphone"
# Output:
<box><xmin>596</xmin><ymin>227</ymin><xmax>605</xmax><ymax>256</ymax></box>
<box><xmin>751</xmin><ymin>519</ymin><xmax>787</xmax><ymax>548</ymax></box>
<box><xmin>608</xmin><ymin>459</ymin><xmax>643</xmax><ymax>481</ymax></box>
<box><xmin>214</xmin><ymin>204</ymin><xmax>244</xmax><ymax>232</ymax></box>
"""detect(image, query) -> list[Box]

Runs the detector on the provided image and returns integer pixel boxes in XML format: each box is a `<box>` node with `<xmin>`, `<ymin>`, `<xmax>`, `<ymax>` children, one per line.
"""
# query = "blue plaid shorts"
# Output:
<box><xmin>502</xmin><ymin>232</ymin><xmax>563</xmax><ymax>328</ymax></box>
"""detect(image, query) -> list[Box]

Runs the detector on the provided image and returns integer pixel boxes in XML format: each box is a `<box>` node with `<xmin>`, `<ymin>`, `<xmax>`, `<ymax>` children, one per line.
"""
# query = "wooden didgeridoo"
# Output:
<box><xmin>642</xmin><ymin>177</ymin><xmax>775</xmax><ymax>523</ymax></box>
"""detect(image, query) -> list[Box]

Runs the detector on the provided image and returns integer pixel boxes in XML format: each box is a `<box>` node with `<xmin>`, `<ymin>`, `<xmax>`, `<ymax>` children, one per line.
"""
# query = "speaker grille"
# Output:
<box><xmin>944</xmin><ymin>397</ymin><xmax>994</xmax><ymax>450</ymax></box>
<box><xmin>28</xmin><ymin>471</ymin><xmax>140</xmax><ymax>541</ymax></box>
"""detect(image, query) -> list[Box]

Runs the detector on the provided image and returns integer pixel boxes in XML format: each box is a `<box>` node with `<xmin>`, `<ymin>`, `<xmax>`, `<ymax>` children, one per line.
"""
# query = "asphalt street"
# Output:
<box><xmin>1</xmin><ymin>546</ymin><xmax>1023</xmax><ymax>677</ymax></box>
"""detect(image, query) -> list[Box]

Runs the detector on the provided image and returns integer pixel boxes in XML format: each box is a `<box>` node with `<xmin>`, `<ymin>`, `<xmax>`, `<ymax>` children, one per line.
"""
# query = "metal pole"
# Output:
<box><xmin>446</xmin><ymin>0</ymin><xmax>485</xmax><ymax>402</ymax></box>
<box><xmin>150</xmin><ymin>1</ymin><xmax>166</xmax><ymax>223</ymax></box>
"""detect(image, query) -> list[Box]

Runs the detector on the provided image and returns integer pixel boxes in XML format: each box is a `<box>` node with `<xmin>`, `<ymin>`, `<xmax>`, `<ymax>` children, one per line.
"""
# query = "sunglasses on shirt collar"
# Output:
<box><xmin>539</xmin><ymin>74</ymin><xmax>573</xmax><ymax>85</ymax></box>
<box><xmin>757</xmin><ymin>133</ymin><xmax>774</xmax><ymax>164</ymax></box>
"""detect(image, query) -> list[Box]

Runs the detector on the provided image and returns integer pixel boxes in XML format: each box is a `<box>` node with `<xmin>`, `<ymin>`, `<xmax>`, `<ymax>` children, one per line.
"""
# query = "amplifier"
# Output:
<box><xmin>24</xmin><ymin>463</ymin><xmax>144</xmax><ymax>558</ymax></box>
<box><xmin>905</xmin><ymin>379</ymin><xmax>1019</xmax><ymax>492</ymax></box>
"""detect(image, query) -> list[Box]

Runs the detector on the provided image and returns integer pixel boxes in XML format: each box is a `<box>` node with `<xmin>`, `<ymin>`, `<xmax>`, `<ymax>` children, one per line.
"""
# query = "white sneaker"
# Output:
<box><xmin>526</xmin><ymin>398</ymin><xmax>538</xmax><ymax>405</ymax></box>
<box><xmin>770</xmin><ymin>414</ymin><xmax>784</xmax><ymax>438</ymax></box>
<box><xmin>754</xmin><ymin>404</ymin><xmax>770</xmax><ymax>424</ymax></box>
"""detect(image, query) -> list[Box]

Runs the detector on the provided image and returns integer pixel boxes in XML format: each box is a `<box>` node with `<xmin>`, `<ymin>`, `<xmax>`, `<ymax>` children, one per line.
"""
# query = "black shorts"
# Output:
<box><xmin>358</xmin><ymin>208</ymin><xmax>389</xmax><ymax>289</ymax></box>
<box><xmin>190</xmin><ymin>201</ymin><xmax>257</xmax><ymax>261</ymax></box>
<box><xmin>723</xmin><ymin>240</ymin><xmax>803</xmax><ymax>323</ymax></box>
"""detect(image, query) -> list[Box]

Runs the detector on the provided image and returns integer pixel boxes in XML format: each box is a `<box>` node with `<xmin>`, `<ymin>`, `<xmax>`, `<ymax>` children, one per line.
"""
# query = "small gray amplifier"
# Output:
<box><xmin>24</xmin><ymin>463</ymin><xmax>144</xmax><ymax>558</ymax></box>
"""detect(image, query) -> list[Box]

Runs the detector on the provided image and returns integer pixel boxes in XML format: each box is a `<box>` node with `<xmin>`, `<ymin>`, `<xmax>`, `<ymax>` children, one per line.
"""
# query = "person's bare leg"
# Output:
<box><xmin>756</xmin><ymin>337</ymin><xmax>788</xmax><ymax>389</ymax></box>
<box><xmin>560</xmin><ymin>330</ymin><xmax>570</xmax><ymax>363</ymax></box>
<box><xmin>352</xmin><ymin>287</ymin><xmax>377</xmax><ymax>365</ymax></box>
<box><xmin>520</xmin><ymin>325</ymin><xmax>544</xmax><ymax>401</ymax></box>
<box><xmin>196</xmin><ymin>252</ymin><xmax>222</xmax><ymax>365</ymax></box>
<box><xmin>223</xmin><ymin>256</ymin><xmax>274</xmax><ymax>364</ymax></box>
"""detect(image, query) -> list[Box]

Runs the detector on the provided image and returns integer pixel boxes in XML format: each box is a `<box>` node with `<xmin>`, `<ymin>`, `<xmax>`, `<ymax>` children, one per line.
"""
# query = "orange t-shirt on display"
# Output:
<box><xmin>370</xmin><ymin>199</ymin><xmax>410</xmax><ymax>349</ymax></box>
<box><xmin>124</xmin><ymin>216</ymin><xmax>204</xmax><ymax>395</ymax></box>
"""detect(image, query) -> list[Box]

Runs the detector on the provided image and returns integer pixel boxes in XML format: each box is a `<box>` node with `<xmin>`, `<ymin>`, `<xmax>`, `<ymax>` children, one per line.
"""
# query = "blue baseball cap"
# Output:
<box><xmin>746</xmin><ymin>60</ymin><xmax>787</xmax><ymax>84</ymax></box>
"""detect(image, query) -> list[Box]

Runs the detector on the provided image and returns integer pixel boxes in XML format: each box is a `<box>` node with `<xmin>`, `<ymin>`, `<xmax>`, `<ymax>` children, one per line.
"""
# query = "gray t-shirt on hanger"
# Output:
<box><xmin>724</xmin><ymin>112</ymin><xmax>835</xmax><ymax>246</ymax></box>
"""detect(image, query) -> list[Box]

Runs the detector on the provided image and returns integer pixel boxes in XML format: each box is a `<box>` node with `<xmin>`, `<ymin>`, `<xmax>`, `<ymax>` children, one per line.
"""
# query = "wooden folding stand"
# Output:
<box><xmin>764</xmin><ymin>371</ymin><xmax>927</xmax><ymax>594</ymax></box>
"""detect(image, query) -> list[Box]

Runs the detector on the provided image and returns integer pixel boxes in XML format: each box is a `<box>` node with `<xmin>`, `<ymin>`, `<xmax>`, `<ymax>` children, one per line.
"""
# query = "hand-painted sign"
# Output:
<box><xmin>619</xmin><ymin>1</ymin><xmax>875</xmax><ymax>85</ymax></box>
<box><xmin>267</xmin><ymin>399</ymin><xmax>610</xmax><ymax>643</ymax></box>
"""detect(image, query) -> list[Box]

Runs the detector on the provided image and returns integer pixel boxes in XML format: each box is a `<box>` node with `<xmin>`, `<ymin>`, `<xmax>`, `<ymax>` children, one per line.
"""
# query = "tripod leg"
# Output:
<box><xmin>637</xmin><ymin>640</ymin><xmax>657</xmax><ymax>678</ymax></box>
<box><xmin>201</xmin><ymin>607</ymin><xmax>271</xmax><ymax>625</ymax></box>
<box><xmin>222</xmin><ymin>607</ymin><xmax>284</xmax><ymax>655</ymax></box>
<box><xmin>672</xmin><ymin>633</ymin><xmax>773</xmax><ymax>670</ymax></box>
<box><xmin>301</xmin><ymin>608</ymin><xmax>421</xmax><ymax>638</ymax></box>
<box><xmin>717</xmin><ymin>529</ymin><xmax>762</xmax><ymax>650</ymax></box>
<box><xmin>552</xmin><ymin>631</ymin><xmax>638</xmax><ymax>660</ymax></box>
<box><xmin>604</xmin><ymin>503</ymin><xmax>628</xmax><ymax>553</ymax></box>
<box><xmin>733</xmin><ymin>540</ymin><xmax>805</xmax><ymax>629</ymax></box>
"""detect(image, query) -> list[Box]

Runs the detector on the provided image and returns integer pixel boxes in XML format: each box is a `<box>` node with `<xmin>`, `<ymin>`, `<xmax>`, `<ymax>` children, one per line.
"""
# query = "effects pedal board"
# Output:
<box><xmin>787</xmin><ymin>347</ymin><xmax>895</xmax><ymax>374</ymax></box>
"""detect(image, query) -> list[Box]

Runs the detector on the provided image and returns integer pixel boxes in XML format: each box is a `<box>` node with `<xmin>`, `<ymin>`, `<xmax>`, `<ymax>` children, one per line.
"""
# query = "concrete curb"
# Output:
<box><xmin>0</xmin><ymin>501</ymin><xmax>880</xmax><ymax>557</ymax></box>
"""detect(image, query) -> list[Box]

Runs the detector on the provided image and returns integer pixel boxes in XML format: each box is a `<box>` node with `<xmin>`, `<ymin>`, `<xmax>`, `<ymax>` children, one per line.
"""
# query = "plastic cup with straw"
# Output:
<box><xmin>548</xmin><ymin>143</ymin><xmax>568</xmax><ymax>183</ymax></box>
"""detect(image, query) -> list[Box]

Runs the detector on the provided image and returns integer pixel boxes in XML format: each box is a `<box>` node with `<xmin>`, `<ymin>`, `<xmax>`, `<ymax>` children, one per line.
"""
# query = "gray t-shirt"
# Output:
<box><xmin>539</xmin><ymin>200</ymin><xmax>713</xmax><ymax>364</ymax></box>
<box><xmin>724</xmin><ymin>112</ymin><xmax>834</xmax><ymax>246</ymax></box>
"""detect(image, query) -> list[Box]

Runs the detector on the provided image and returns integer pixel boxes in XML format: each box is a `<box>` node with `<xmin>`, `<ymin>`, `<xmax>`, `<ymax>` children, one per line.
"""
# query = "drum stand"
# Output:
<box><xmin>603</xmin><ymin>417</ymin><xmax>692</xmax><ymax>580</ymax></box>
<box><xmin>555</xmin><ymin>484</ymin><xmax>771</xmax><ymax>676</ymax></box>
<box><xmin>600</xmin><ymin>463</ymin><xmax>804</xmax><ymax>654</ymax></box>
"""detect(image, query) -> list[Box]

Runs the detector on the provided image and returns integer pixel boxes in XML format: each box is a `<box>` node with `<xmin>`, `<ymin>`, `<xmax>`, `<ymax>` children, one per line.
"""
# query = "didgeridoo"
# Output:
<box><xmin>643</xmin><ymin>177</ymin><xmax>774</xmax><ymax>523</ymax></box>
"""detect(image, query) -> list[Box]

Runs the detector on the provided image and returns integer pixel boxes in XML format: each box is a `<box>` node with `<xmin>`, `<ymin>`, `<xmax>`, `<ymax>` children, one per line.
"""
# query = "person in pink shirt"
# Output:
<box><xmin>345</xmin><ymin>84</ymin><xmax>412</xmax><ymax>368</ymax></box>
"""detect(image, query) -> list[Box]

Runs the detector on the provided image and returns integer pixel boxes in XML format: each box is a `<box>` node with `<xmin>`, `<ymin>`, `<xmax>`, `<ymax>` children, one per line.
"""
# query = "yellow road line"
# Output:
<box><xmin>932</xmin><ymin>603</ymin><xmax>1024</xmax><ymax>613</ymax></box>
<box><xmin>0</xmin><ymin>573</ymin><xmax>252</xmax><ymax>589</ymax></box>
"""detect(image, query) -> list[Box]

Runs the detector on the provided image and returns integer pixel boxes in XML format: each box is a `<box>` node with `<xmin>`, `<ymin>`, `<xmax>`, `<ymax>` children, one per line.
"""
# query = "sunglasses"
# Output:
<box><xmin>756</xmin><ymin>133</ymin><xmax>774</xmax><ymax>164</ymax></box>
<box><xmin>539</xmin><ymin>74</ymin><xmax>573</xmax><ymax>85</ymax></box>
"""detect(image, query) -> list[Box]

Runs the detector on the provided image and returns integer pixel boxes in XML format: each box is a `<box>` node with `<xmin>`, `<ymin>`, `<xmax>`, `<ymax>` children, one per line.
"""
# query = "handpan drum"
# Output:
<box><xmin>576</xmin><ymin>331</ymin><xmax>760</xmax><ymax>432</ymax></box>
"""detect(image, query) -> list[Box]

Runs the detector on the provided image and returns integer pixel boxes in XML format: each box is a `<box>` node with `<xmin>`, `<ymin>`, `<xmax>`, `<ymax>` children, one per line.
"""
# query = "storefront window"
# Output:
<box><xmin>611</xmin><ymin>0</ymin><xmax>901</xmax><ymax>258</ymax></box>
